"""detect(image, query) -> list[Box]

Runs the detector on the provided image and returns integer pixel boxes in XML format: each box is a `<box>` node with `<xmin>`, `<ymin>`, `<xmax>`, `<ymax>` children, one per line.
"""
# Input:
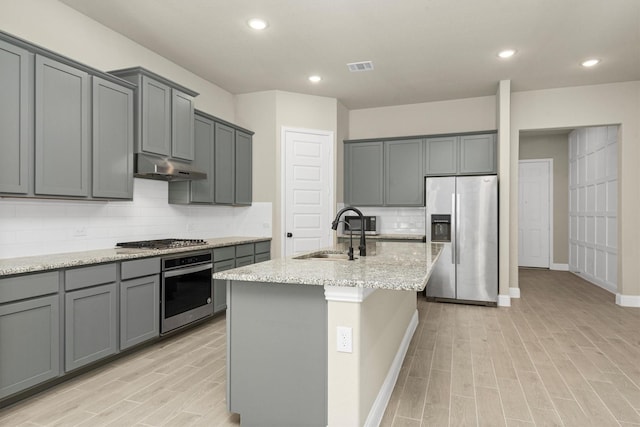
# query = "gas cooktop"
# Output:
<box><xmin>116</xmin><ymin>238</ymin><xmax>207</xmax><ymax>250</ymax></box>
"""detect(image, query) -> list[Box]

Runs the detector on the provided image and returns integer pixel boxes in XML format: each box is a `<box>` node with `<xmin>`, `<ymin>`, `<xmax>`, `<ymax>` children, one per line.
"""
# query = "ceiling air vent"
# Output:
<box><xmin>347</xmin><ymin>61</ymin><xmax>374</xmax><ymax>72</ymax></box>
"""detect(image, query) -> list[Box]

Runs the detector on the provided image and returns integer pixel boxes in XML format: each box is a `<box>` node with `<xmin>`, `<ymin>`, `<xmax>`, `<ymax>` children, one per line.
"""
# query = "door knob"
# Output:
<box><xmin>286</xmin><ymin>232</ymin><xmax>293</xmax><ymax>238</ymax></box>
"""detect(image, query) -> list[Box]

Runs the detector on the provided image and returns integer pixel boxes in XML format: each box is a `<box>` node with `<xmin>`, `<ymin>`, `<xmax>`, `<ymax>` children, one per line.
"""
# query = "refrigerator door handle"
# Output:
<box><xmin>456</xmin><ymin>193</ymin><xmax>461</xmax><ymax>265</ymax></box>
<box><xmin>451</xmin><ymin>193</ymin><xmax>456</xmax><ymax>264</ymax></box>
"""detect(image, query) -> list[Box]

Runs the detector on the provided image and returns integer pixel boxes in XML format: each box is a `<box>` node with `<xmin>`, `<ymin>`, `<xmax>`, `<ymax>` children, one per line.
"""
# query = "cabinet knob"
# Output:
<box><xmin>286</xmin><ymin>232</ymin><xmax>293</xmax><ymax>238</ymax></box>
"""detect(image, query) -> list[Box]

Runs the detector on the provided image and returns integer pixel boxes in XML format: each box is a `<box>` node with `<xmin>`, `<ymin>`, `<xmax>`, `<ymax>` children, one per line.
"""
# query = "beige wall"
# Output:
<box><xmin>336</xmin><ymin>102</ymin><xmax>350</xmax><ymax>204</ymax></box>
<box><xmin>327</xmin><ymin>290</ymin><xmax>416</xmax><ymax>425</ymax></box>
<box><xmin>348</xmin><ymin>95</ymin><xmax>496</xmax><ymax>139</ymax></box>
<box><xmin>511</xmin><ymin>82</ymin><xmax>640</xmax><ymax>298</ymax></box>
<box><xmin>519</xmin><ymin>133</ymin><xmax>570</xmax><ymax>265</ymax></box>
<box><xmin>0</xmin><ymin>0</ymin><xmax>235</xmax><ymax>121</ymax></box>
<box><xmin>236</xmin><ymin>91</ymin><xmax>339</xmax><ymax>257</ymax></box>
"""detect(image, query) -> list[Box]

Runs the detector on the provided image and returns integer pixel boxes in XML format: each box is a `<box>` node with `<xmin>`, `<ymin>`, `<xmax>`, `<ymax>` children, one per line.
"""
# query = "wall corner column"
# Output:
<box><xmin>497</xmin><ymin>80</ymin><xmax>513</xmax><ymax>306</ymax></box>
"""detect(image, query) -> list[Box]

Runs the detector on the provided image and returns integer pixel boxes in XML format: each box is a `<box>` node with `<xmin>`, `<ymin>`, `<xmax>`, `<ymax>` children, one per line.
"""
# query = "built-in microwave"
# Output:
<box><xmin>344</xmin><ymin>215</ymin><xmax>379</xmax><ymax>235</ymax></box>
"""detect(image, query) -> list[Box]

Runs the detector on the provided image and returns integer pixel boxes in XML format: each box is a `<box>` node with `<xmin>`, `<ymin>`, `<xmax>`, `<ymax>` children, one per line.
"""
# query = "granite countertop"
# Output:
<box><xmin>0</xmin><ymin>236</ymin><xmax>271</xmax><ymax>277</ymax></box>
<box><xmin>337</xmin><ymin>233</ymin><xmax>425</xmax><ymax>241</ymax></box>
<box><xmin>213</xmin><ymin>241</ymin><xmax>443</xmax><ymax>291</ymax></box>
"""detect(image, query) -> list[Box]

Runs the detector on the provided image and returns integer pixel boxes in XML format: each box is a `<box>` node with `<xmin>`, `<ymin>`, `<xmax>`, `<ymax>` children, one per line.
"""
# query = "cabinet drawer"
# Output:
<box><xmin>213</xmin><ymin>246</ymin><xmax>235</xmax><ymax>262</ymax></box>
<box><xmin>254</xmin><ymin>241</ymin><xmax>271</xmax><ymax>254</ymax></box>
<box><xmin>213</xmin><ymin>259</ymin><xmax>235</xmax><ymax>272</ymax></box>
<box><xmin>254</xmin><ymin>253</ymin><xmax>271</xmax><ymax>264</ymax></box>
<box><xmin>121</xmin><ymin>257</ymin><xmax>160</xmax><ymax>280</ymax></box>
<box><xmin>0</xmin><ymin>271</ymin><xmax>59</xmax><ymax>304</ymax></box>
<box><xmin>235</xmin><ymin>255</ymin><xmax>254</xmax><ymax>267</ymax></box>
<box><xmin>65</xmin><ymin>263</ymin><xmax>117</xmax><ymax>291</ymax></box>
<box><xmin>235</xmin><ymin>243</ymin><xmax>254</xmax><ymax>258</ymax></box>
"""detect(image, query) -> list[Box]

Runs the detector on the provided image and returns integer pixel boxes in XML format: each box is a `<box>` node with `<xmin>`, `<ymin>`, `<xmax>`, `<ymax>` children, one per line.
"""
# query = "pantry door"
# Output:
<box><xmin>282</xmin><ymin>127</ymin><xmax>334</xmax><ymax>257</ymax></box>
<box><xmin>519</xmin><ymin>159</ymin><xmax>551</xmax><ymax>268</ymax></box>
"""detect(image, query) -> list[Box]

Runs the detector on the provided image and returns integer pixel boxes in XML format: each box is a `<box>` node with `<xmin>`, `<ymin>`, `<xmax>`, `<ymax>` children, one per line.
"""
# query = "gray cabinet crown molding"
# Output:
<box><xmin>109</xmin><ymin>67</ymin><xmax>198</xmax><ymax>97</ymax></box>
<box><xmin>344</xmin><ymin>129</ymin><xmax>497</xmax><ymax>144</ymax></box>
<box><xmin>0</xmin><ymin>30</ymin><xmax>136</xmax><ymax>91</ymax></box>
<box><xmin>194</xmin><ymin>109</ymin><xmax>254</xmax><ymax>136</ymax></box>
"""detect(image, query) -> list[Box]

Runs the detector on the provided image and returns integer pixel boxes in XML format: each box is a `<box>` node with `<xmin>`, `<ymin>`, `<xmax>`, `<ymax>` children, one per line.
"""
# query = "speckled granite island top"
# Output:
<box><xmin>213</xmin><ymin>241</ymin><xmax>443</xmax><ymax>291</ymax></box>
<box><xmin>0</xmin><ymin>236</ymin><xmax>270</xmax><ymax>276</ymax></box>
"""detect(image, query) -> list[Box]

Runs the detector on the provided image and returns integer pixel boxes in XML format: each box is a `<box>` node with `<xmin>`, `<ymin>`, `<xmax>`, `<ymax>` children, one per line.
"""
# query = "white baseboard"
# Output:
<box><xmin>498</xmin><ymin>294</ymin><xmax>511</xmax><ymax>307</ymax></box>
<box><xmin>616</xmin><ymin>293</ymin><xmax>640</xmax><ymax>307</ymax></box>
<box><xmin>509</xmin><ymin>287</ymin><xmax>521</xmax><ymax>299</ymax></box>
<box><xmin>364</xmin><ymin>310</ymin><xmax>419</xmax><ymax>427</ymax></box>
<box><xmin>551</xmin><ymin>263</ymin><xmax>569</xmax><ymax>271</ymax></box>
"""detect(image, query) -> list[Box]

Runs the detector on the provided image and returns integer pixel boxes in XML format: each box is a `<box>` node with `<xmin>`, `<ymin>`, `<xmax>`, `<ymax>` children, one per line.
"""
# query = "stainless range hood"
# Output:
<box><xmin>135</xmin><ymin>153</ymin><xmax>207</xmax><ymax>181</ymax></box>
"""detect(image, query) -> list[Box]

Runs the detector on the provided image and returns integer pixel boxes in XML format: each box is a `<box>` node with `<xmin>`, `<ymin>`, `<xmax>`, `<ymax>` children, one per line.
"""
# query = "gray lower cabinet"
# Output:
<box><xmin>120</xmin><ymin>275</ymin><xmax>159</xmax><ymax>350</ymax></box>
<box><xmin>385</xmin><ymin>139</ymin><xmax>424</xmax><ymax>206</ymax></box>
<box><xmin>458</xmin><ymin>133</ymin><xmax>496</xmax><ymax>174</ymax></box>
<box><xmin>0</xmin><ymin>39</ymin><xmax>31</xmax><ymax>195</ymax></box>
<box><xmin>64</xmin><ymin>263</ymin><xmax>118</xmax><ymax>372</ymax></box>
<box><xmin>92</xmin><ymin>76</ymin><xmax>134</xmax><ymax>199</ymax></box>
<box><xmin>424</xmin><ymin>136</ymin><xmax>457</xmax><ymax>176</ymax></box>
<box><xmin>35</xmin><ymin>55</ymin><xmax>90</xmax><ymax>197</ymax></box>
<box><xmin>344</xmin><ymin>141</ymin><xmax>384</xmax><ymax>206</ymax></box>
<box><xmin>214</xmin><ymin>122</ymin><xmax>235</xmax><ymax>204</ymax></box>
<box><xmin>0</xmin><ymin>294</ymin><xmax>60</xmax><ymax>399</ymax></box>
<box><xmin>213</xmin><ymin>259</ymin><xmax>235</xmax><ymax>313</ymax></box>
<box><xmin>234</xmin><ymin>130</ymin><xmax>252</xmax><ymax>206</ymax></box>
<box><xmin>64</xmin><ymin>282</ymin><xmax>118</xmax><ymax>372</ymax></box>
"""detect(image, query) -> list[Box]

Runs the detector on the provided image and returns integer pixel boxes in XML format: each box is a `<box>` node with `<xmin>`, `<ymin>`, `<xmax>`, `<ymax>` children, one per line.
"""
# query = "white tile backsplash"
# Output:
<box><xmin>0</xmin><ymin>178</ymin><xmax>272</xmax><ymax>259</ymax></box>
<box><xmin>336</xmin><ymin>203</ymin><xmax>426</xmax><ymax>235</ymax></box>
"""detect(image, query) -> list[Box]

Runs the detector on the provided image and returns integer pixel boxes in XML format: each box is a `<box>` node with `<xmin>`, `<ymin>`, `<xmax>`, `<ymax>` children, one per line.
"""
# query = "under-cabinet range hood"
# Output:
<box><xmin>135</xmin><ymin>153</ymin><xmax>207</xmax><ymax>181</ymax></box>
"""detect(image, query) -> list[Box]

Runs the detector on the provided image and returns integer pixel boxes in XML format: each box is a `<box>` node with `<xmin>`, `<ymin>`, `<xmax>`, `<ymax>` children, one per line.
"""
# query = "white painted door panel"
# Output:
<box><xmin>519</xmin><ymin>160</ymin><xmax>550</xmax><ymax>268</ymax></box>
<box><xmin>284</xmin><ymin>129</ymin><xmax>333</xmax><ymax>256</ymax></box>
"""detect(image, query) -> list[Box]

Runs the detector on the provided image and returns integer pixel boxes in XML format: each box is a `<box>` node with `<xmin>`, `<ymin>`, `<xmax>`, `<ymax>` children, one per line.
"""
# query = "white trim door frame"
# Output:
<box><xmin>281</xmin><ymin>127</ymin><xmax>334</xmax><ymax>258</ymax></box>
<box><xmin>518</xmin><ymin>159</ymin><xmax>554</xmax><ymax>268</ymax></box>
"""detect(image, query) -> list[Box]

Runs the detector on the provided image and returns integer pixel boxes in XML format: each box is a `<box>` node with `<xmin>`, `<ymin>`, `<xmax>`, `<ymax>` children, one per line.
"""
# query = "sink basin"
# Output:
<box><xmin>294</xmin><ymin>252</ymin><xmax>356</xmax><ymax>261</ymax></box>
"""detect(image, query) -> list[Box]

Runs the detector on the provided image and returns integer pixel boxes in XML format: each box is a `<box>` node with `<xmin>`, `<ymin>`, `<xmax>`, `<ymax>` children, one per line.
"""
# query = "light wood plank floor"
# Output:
<box><xmin>1</xmin><ymin>270</ymin><xmax>639</xmax><ymax>426</ymax></box>
<box><xmin>382</xmin><ymin>269</ymin><xmax>640</xmax><ymax>427</ymax></box>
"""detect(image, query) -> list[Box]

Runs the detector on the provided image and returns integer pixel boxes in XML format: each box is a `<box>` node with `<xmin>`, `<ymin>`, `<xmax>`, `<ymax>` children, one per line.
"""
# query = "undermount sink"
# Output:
<box><xmin>294</xmin><ymin>252</ymin><xmax>356</xmax><ymax>261</ymax></box>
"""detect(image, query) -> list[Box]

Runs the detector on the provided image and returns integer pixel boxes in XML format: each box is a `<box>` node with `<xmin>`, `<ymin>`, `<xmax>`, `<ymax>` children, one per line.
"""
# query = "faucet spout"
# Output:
<box><xmin>331</xmin><ymin>206</ymin><xmax>367</xmax><ymax>257</ymax></box>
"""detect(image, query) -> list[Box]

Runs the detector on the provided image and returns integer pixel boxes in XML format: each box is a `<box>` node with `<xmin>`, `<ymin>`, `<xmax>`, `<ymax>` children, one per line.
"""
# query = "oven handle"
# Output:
<box><xmin>163</xmin><ymin>263</ymin><xmax>213</xmax><ymax>278</ymax></box>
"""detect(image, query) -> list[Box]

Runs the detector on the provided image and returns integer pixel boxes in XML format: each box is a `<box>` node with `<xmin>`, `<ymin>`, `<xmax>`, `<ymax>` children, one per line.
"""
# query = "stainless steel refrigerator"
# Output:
<box><xmin>425</xmin><ymin>175</ymin><xmax>498</xmax><ymax>305</ymax></box>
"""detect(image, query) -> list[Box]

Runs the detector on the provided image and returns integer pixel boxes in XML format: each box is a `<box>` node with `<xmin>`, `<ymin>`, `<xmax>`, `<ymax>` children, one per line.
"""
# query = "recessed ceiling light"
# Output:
<box><xmin>581</xmin><ymin>58</ymin><xmax>600</xmax><ymax>68</ymax></box>
<box><xmin>247</xmin><ymin>18</ymin><xmax>268</xmax><ymax>30</ymax></box>
<box><xmin>498</xmin><ymin>49</ymin><xmax>516</xmax><ymax>59</ymax></box>
<box><xmin>308</xmin><ymin>75</ymin><xmax>322</xmax><ymax>83</ymax></box>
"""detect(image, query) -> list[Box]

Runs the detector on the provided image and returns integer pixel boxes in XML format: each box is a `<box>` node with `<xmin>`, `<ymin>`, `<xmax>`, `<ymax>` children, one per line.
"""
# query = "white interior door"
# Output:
<box><xmin>519</xmin><ymin>160</ymin><xmax>551</xmax><ymax>268</ymax></box>
<box><xmin>283</xmin><ymin>128</ymin><xmax>333</xmax><ymax>257</ymax></box>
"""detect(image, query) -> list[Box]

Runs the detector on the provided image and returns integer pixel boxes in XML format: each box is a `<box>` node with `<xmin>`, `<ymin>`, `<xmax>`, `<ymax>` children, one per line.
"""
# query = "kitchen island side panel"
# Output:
<box><xmin>228</xmin><ymin>281</ymin><xmax>327</xmax><ymax>427</ymax></box>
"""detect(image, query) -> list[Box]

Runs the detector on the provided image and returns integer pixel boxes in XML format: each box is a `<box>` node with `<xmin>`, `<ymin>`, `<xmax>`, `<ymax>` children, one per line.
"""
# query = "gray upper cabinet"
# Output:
<box><xmin>0</xmin><ymin>39</ymin><xmax>31</xmax><ymax>195</ymax></box>
<box><xmin>424</xmin><ymin>136</ymin><xmax>458</xmax><ymax>176</ymax></box>
<box><xmin>458</xmin><ymin>133</ymin><xmax>496</xmax><ymax>174</ymax></box>
<box><xmin>345</xmin><ymin>141</ymin><xmax>384</xmax><ymax>206</ymax></box>
<box><xmin>171</xmin><ymin>89</ymin><xmax>195</xmax><ymax>160</ymax></box>
<box><xmin>215</xmin><ymin>122</ymin><xmax>235</xmax><ymax>204</ymax></box>
<box><xmin>235</xmin><ymin>130</ymin><xmax>252</xmax><ymax>206</ymax></box>
<box><xmin>92</xmin><ymin>76</ymin><xmax>134</xmax><ymax>199</ymax></box>
<box><xmin>35</xmin><ymin>55</ymin><xmax>90</xmax><ymax>197</ymax></box>
<box><xmin>168</xmin><ymin>111</ymin><xmax>215</xmax><ymax>204</ymax></box>
<box><xmin>141</xmin><ymin>75</ymin><xmax>171</xmax><ymax>156</ymax></box>
<box><xmin>425</xmin><ymin>134</ymin><xmax>497</xmax><ymax>175</ymax></box>
<box><xmin>385</xmin><ymin>139</ymin><xmax>423</xmax><ymax>206</ymax></box>
<box><xmin>110</xmin><ymin>67</ymin><xmax>198</xmax><ymax>162</ymax></box>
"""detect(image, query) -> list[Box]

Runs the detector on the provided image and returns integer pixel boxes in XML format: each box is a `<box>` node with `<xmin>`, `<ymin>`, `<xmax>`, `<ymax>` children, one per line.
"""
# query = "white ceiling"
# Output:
<box><xmin>59</xmin><ymin>0</ymin><xmax>640</xmax><ymax>110</ymax></box>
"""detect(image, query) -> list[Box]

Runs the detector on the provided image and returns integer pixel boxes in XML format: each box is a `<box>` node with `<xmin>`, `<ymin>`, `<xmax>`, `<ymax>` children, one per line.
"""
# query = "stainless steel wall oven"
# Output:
<box><xmin>161</xmin><ymin>251</ymin><xmax>213</xmax><ymax>334</ymax></box>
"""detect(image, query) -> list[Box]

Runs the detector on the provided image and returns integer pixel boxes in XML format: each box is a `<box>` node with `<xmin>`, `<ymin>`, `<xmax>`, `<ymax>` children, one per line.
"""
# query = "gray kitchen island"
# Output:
<box><xmin>213</xmin><ymin>241</ymin><xmax>443</xmax><ymax>427</ymax></box>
